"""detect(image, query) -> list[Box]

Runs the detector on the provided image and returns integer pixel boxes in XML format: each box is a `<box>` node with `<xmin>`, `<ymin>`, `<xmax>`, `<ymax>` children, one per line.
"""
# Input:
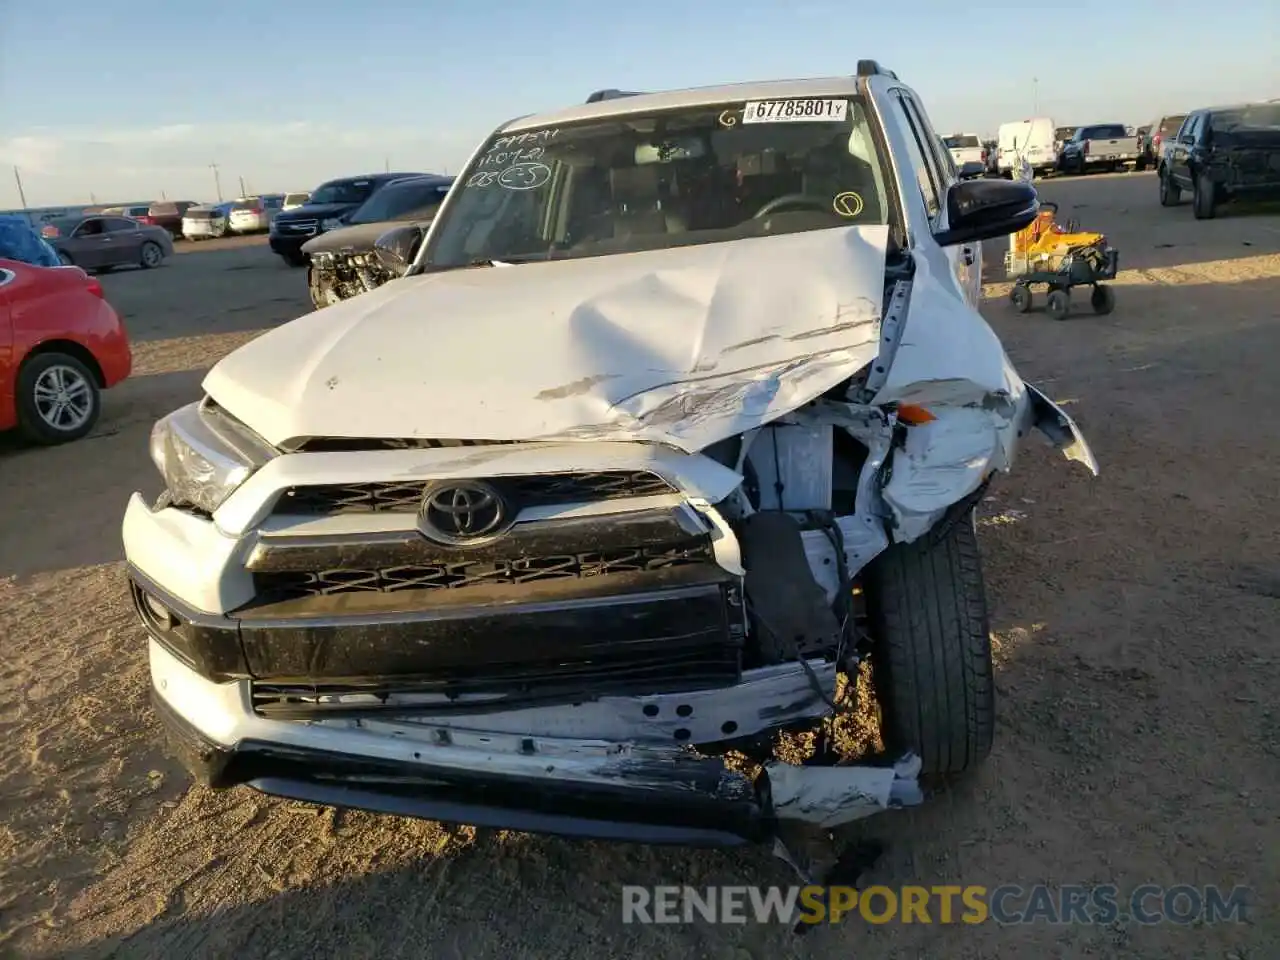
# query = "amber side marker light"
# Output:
<box><xmin>895</xmin><ymin>404</ymin><xmax>936</xmax><ymax>425</ymax></box>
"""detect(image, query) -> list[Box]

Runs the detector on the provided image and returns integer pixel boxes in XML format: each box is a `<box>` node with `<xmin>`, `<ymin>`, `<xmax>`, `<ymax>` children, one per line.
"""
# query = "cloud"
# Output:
<box><xmin>0</xmin><ymin>121</ymin><xmax>483</xmax><ymax>208</ymax></box>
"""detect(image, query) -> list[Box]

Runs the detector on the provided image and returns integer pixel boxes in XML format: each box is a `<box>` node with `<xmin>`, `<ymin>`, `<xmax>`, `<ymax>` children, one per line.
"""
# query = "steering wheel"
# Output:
<box><xmin>752</xmin><ymin>194</ymin><xmax>837</xmax><ymax>219</ymax></box>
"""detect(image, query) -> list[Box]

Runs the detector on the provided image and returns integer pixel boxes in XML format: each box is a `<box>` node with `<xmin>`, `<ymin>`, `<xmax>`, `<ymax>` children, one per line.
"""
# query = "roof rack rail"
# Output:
<box><xmin>856</xmin><ymin>60</ymin><xmax>899</xmax><ymax>81</ymax></box>
<box><xmin>585</xmin><ymin>89</ymin><xmax>646</xmax><ymax>103</ymax></box>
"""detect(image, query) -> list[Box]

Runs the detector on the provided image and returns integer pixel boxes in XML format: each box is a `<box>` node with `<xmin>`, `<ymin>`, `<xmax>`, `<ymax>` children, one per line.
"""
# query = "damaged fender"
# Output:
<box><xmin>864</xmin><ymin>256</ymin><xmax>1098</xmax><ymax>542</ymax></box>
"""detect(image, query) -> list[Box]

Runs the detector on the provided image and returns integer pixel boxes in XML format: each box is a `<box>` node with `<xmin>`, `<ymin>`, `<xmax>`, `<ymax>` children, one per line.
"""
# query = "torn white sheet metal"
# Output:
<box><xmin>316</xmin><ymin>660</ymin><xmax>835</xmax><ymax>744</ymax></box>
<box><xmin>203</xmin><ymin>225</ymin><xmax>890</xmax><ymax>453</ymax></box>
<box><xmin>870</xmin><ymin>255</ymin><xmax>1024</xmax><ymax>412</ymax></box>
<box><xmin>767</xmin><ymin>753</ymin><xmax>924</xmax><ymax>829</ymax></box>
<box><xmin>1025</xmin><ymin>382</ymin><xmax>1100</xmax><ymax>475</ymax></box>
<box><xmin>882</xmin><ymin>407</ymin><xmax>1003</xmax><ymax>543</ymax></box>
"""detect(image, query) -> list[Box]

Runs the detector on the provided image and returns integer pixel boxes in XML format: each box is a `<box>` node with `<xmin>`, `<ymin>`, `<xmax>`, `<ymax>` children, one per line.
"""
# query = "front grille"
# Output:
<box><xmin>276</xmin><ymin>218</ymin><xmax>317</xmax><ymax>235</ymax></box>
<box><xmin>250</xmin><ymin>639</ymin><xmax>742</xmax><ymax>715</ymax></box>
<box><xmin>253</xmin><ymin>539</ymin><xmax>713</xmax><ymax>602</ymax></box>
<box><xmin>274</xmin><ymin>470</ymin><xmax>675</xmax><ymax>516</ymax></box>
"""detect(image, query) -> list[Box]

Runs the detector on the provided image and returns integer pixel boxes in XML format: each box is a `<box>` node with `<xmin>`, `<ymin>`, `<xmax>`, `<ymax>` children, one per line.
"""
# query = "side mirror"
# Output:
<box><xmin>374</xmin><ymin>224</ymin><xmax>424</xmax><ymax>277</ymax></box>
<box><xmin>933</xmin><ymin>178</ymin><xmax>1038</xmax><ymax>247</ymax></box>
<box><xmin>956</xmin><ymin>160</ymin><xmax>986</xmax><ymax>181</ymax></box>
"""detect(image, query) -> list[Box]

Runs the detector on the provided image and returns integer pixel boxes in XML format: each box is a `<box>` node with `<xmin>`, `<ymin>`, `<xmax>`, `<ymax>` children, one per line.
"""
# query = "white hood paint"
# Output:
<box><xmin>204</xmin><ymin>226</ymin><xmax>891</xmax><ymax>453</ymax></box>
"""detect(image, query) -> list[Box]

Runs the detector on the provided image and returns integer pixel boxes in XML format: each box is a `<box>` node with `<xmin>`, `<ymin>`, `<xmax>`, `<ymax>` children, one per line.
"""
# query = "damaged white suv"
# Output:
<box><xmin>123</xmin><ymin>62</ymin><xmax>1097</xmax><ymax>865</ymax></box>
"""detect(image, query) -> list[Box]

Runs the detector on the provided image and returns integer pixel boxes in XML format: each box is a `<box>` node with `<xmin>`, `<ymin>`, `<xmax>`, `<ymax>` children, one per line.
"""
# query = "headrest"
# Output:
<box><xmin>610</xmin><ymin>164</ymin><xmax>661</xmax><ymax>203</ymax></box>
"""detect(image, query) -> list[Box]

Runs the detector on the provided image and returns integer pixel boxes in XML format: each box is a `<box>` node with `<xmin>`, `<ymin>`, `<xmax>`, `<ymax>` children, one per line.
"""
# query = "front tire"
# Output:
<box><xmin>1159</xmin><ymin>171</ymin><xmax>1180</xmax><ymax>206</ymax></box>
<box><xmin>865</xmin><ymin>511</ymin><xmax>994</xmax><ymax>776</ymax></box>
<box><xmin>1009</xmin><ymin>284</ymin><xmax>1032</xmax><ymax>313</ymax></box>
<box><xmin>16</xmin><ymin>352</ymin><xmax>101</xmax><ymax>445</ymax></box>
<box><xmin>56</xmin><ymin>249</ymin><xmax>74</xmax><ymax>266</ymax></box>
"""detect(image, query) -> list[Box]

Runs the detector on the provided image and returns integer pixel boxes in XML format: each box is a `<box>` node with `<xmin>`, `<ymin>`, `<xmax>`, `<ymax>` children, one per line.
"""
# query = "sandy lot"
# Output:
<box><xmin>2</xmin><ymin>174</ymin><xmax>1277</xmax><ymax>958</ymax></box>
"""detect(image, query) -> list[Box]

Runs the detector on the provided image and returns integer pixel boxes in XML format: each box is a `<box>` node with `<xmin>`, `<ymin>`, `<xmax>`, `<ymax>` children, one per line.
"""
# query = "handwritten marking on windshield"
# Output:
<box><xmin>467</xmin><ymin>162</ymin><xmax>552</xmax><ymax>190</ymax></box>
<box><xmin>832</xmin><ymin>192</ymin><xmax>864</xmax><ymax>218</ymax></box>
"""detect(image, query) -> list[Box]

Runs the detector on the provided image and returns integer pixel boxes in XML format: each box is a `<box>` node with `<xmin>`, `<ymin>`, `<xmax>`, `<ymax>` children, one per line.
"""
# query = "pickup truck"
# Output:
<box><xmin>942</xmin><ymin>133</ymin><xmax>985</xmax><ymax>169</ymax></box>
<box><xmin>1059</xmin><ymin>124</ymin><xmax>1143</xmax><ymax>174</ymax></box>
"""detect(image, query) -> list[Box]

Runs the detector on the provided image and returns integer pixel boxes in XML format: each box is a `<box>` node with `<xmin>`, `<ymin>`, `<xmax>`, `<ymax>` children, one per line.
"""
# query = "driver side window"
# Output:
<box><xmin>73</xmin><ymin>218</ymin><xmax>105</xmax><ymax>238</ymax></box>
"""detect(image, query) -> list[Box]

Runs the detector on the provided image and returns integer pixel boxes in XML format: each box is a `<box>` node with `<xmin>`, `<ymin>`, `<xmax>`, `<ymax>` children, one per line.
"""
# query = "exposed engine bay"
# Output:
<box><xmin>307</xmin><ymin>251</ymin><xmax>394</xmax><ymax>308</ymax></box>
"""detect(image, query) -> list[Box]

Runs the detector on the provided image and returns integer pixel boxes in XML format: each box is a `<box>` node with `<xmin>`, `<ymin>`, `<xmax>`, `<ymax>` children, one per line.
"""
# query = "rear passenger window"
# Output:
<box><xmin>890</xmin><ymin>93</ymin><xmax>942</xmax><ymax>219</ymax></box>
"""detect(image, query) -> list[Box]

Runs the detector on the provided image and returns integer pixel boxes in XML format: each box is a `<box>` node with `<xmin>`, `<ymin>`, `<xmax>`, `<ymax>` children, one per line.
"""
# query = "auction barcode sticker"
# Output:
<box><xmin>742</xmin><ymin>99</ymin><xmax>848</xmax><ymax>123</ymax></box>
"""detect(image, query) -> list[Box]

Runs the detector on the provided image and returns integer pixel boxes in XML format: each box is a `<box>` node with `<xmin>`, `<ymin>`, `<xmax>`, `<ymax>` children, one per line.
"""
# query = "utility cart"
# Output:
<box><xmin>1004</xmin><ymin>201</ymin><xmax>1120</xmax><ymax>320</ymax></box>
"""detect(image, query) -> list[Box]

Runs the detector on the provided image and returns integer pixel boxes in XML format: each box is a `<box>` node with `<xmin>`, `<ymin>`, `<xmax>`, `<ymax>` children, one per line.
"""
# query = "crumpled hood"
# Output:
<box><xmin>302</xmin><ymin>219</ymin><xmax>431</xmax><ymax>256</ymax></box>
<box><xmin>204</xmin><ymin>225</ymin><xmax>891</xmax><ymax>453</ymax></box>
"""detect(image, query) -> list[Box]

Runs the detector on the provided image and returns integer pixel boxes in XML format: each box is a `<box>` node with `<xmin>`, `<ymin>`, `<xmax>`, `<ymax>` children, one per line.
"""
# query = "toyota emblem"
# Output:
<box><xmin>418</xmin><ymin>480</ymin><xmax>509</xmax><ymax>544</ymax></box>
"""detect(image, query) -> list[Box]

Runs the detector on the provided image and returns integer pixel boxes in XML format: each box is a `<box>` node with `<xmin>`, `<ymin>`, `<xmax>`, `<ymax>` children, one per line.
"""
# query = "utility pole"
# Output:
<box><xmin>384</xmin><ymin>155</ymin><xmax>390</xmax><ymax>173</ymax></box>
<box><xmin>13</xmin><ymin>166</ymin><xmax>29</xmax><ymax>211</ymax></box>
<box><xmin>238</xmin><ymin>175</ymin><xmax>247</xmax><ymax>197</ymax></box>
<box><xmin>1032</xmin><ymin>77</ymin><xmax>1039</xmax><ymax>115</ymax></box>
<box><xmin>209</xmin><ymin>162</ymin><xmax>223</xmax><ymax>202</ymax></box>
<box><xmin>90</xmin><ymin>191</ymin><xmax>97</xmax><ymax>204</ymax></box>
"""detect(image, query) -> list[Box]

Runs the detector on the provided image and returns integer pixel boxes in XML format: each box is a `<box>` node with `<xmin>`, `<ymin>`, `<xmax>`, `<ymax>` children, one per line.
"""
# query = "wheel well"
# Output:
<box><xmin>21</xmin><ymin>340</ymin><xmax>106</xmax><ymax>387</ymax></box>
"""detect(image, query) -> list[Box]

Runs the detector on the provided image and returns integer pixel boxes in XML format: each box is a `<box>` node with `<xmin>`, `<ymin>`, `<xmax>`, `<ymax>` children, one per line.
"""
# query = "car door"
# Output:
<box><xmin>102</xmin><ymin>217</ymin><xmax>144</xmax><ymax>265</ymax></box>
<box><xmin>892</xmin><ymin>91</ymin><xmax>982</xmax><ymax>308</ymax></box>
<box><xmin>0</xmin><ymin>266</ymin><xmax>14</xmax><ymax>420</ymax></box>
<box><xmin>66</xmin><ymin>218</ymin><xmax>110</xmax><ymax>268</ymax></box>
<box><xmin>1169</xmin><ymin>114</ymin><xmax>1199</xmax><ymax>188</ymax></box>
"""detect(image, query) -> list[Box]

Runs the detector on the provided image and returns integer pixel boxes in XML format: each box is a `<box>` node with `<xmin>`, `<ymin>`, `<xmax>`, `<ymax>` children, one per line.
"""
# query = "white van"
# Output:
<box><xmin>997</xmin><ymin>118</ymin><xmax>1058</xmax><ymax>178</ymax></box>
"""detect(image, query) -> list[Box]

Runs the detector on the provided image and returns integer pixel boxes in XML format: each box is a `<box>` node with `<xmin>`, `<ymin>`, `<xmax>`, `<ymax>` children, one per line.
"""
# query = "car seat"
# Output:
<box><xmin>609</xmin><ymin>164</ymin><xmax>688</xmax><ymax>239</ymax></box>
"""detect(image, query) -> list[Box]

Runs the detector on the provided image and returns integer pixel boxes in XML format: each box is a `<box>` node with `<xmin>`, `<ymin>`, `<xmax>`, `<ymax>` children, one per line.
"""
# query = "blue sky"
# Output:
<box><xmin>2</xmin><ymin>0</ymin><xmax>1276</xmax><ymax>207</ymax></box>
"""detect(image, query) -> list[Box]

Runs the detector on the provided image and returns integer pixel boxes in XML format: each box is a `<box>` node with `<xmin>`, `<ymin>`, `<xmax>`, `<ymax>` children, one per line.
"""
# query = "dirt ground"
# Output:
<box><xmin>2</xmin><ymin>173</ymin><xmax>1277</xmax><ymax>959</ymax></box>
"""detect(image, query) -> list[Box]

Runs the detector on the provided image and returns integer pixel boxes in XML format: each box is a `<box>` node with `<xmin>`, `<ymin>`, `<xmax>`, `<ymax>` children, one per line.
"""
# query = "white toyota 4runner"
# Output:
<box><xmin>123</xmin><ymin>62</ymin><xmax>1097</xmax><ymax>868</ymax></box>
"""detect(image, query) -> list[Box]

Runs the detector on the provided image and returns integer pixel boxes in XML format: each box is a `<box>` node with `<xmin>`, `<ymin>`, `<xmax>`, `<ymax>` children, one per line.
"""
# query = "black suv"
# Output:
<box><xmin>269</xmin><ymin>172</ymin><xmax>430</xmax><ymax>266</ymax></box>
<box><xmin>1159</xmin><ymin>102</ymin><xmax>1280</xmax><ymax>219</ymax></box>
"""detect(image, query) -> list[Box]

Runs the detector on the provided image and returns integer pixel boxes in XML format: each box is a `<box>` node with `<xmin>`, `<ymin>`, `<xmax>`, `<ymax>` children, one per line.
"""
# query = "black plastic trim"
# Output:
<box><xmin>150</xmin><ymin>691</ymin><xmax>768</xmax><ymax>846</ymax></box>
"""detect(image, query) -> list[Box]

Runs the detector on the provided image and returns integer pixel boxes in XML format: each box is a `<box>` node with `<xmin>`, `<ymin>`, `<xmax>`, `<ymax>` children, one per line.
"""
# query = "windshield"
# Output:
<box><xmin>1080</xmin><ymin>125</ymin><xmax>1127</xmax><ymax>139</ymax></box>
<box><xmin>943</xmin><ymin>135</ymin><xmax>980</xmax><ymax>149</ymax></box>
<box><xmin>0</xmin><ymin>216</ymin><xmax>62</xmax><ymax>267</ymax></box>
<box><xmin>284</xmin><ymin>193</ymin><xmax>309</xmax><ymax>205</ymax></box>
<box><xmin>231</xmin><ymin>199</ymin><xmax>262</xmax><ymax>211</ymax></box>
<box><xmin>425</xmin><ymin>96</ymin><xmax>890</xmax><ymax>269</ymax></box>
<box><xmin>1158</xmin><ymin>115</ymin><xmax>1186</xmax><ymax>137</ymax></box>
<box><xmin>310</xmin><ymin>180</ymin><xmax>376</xmax><ymax>205</ymax></box>
<box><xmin>1213</xmin><ymin>103</ymin><xmax>1280</xmax><ymax>131</ymax></box>
<box><xmin>349</xmin><ymin>180</ymin><xmax>450</xmax><ymax>224</ymax></box>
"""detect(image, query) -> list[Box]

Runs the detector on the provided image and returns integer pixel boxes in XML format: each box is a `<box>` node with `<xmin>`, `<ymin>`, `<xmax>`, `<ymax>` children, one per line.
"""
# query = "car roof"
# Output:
<box><xmin>499</xmin><ymin>76</ymin><xmax>864</xmax><ymax>133</ymax></box>
<box><xmin>382</xmin><ymin>175</ymin><xmax>454</xmax><ymax>189</ymax></box>
<box><xmin>322</xmin><ymin>172</ymin><xmax>425</xmax><ymax>184</ymax></box>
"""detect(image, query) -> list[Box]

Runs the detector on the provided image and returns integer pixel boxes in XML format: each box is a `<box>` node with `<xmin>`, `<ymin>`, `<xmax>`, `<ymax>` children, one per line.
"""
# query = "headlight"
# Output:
<box><xmin>321</xmin><ymin>218</ymin><xmax>345</xmax><ymax>231</ymax></box>
<box><xmin>149</xmin><ymin>401</ymin><xmax>274</xmax><ymax>514</ymax></box>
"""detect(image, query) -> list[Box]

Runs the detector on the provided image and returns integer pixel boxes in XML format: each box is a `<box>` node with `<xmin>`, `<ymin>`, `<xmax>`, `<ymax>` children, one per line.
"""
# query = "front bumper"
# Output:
<box><xmin>147</xmin><ymin>635</ymin><xmax>922</xmax><ymax>845</ymax></box>
<box><xmin>268</xmin><ymin>234</ymin><xmax>308</xmax><ymax>258</ymax></box>
<box><xmin>149</xmin><ymin>639</ymin><xmax>770</xmax><ymax>845</ymax></box>
<box><xmin>124</xmin><ymin>434</ymin><xmax>923</xmax><ymax>843</ymax></box>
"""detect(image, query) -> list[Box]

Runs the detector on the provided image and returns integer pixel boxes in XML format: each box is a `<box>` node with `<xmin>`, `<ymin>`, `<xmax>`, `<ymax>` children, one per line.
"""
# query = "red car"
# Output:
<box><xmin>0</xmin><ymin>257</ymin><xmax>132</xmax><ymax>444</ymax></box>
